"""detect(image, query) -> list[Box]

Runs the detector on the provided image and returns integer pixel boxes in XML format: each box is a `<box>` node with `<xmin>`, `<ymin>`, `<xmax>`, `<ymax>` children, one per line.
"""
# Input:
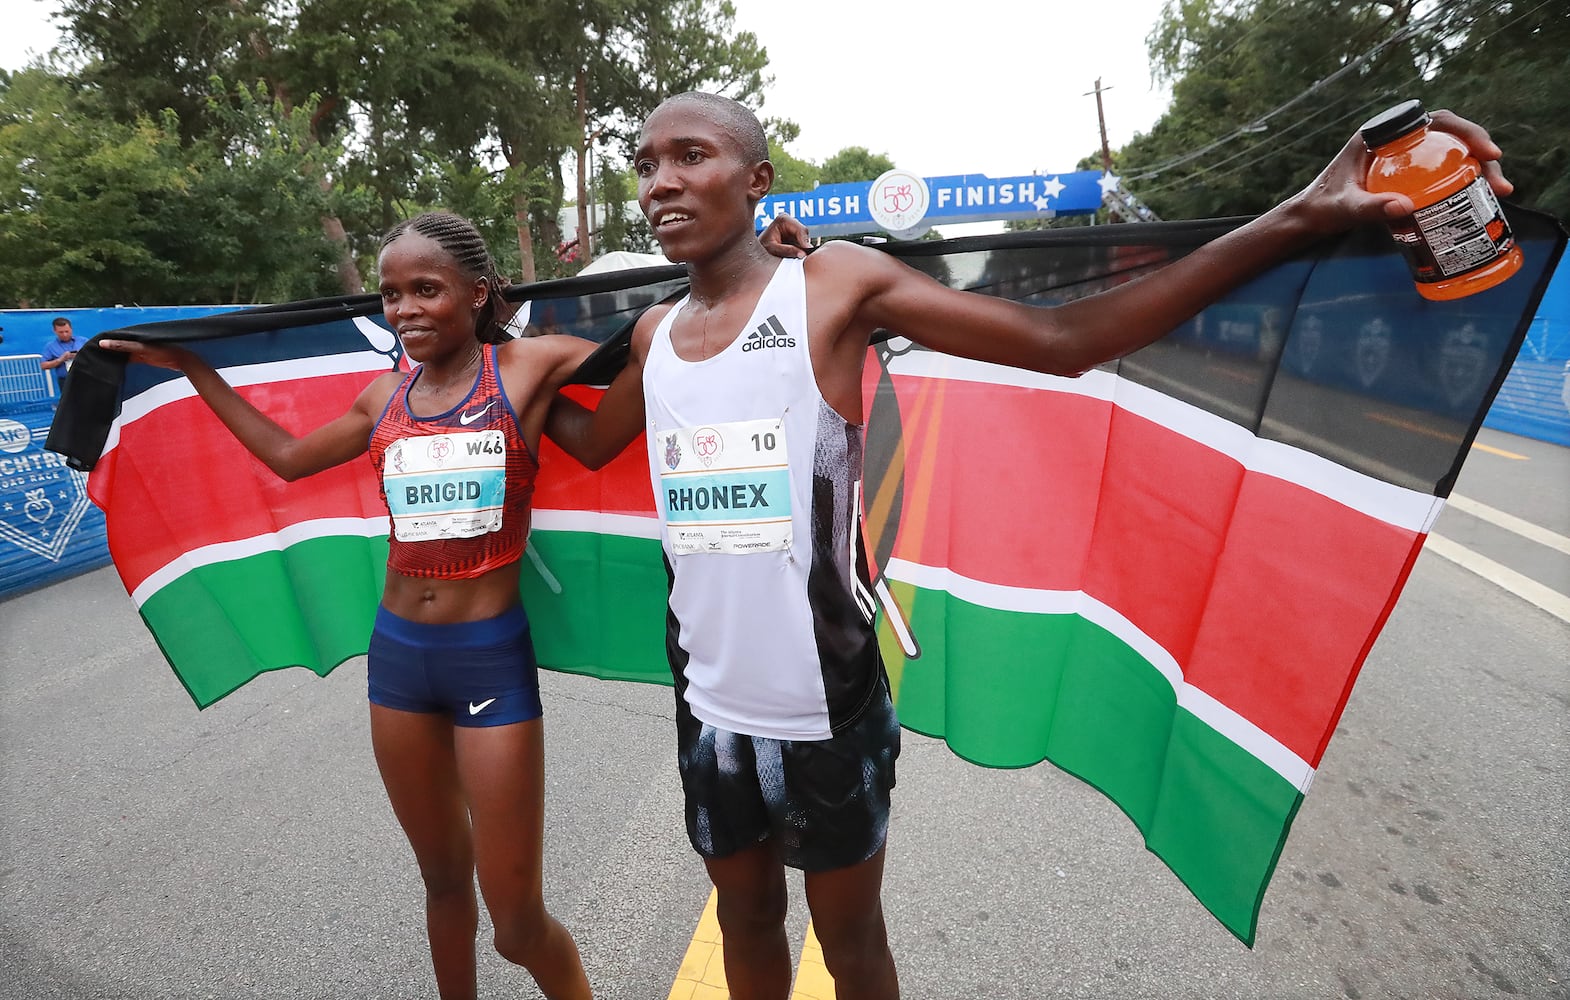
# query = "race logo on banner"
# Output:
<box><xmin>0</xmin><ymin>410</ymin><xmax>93</xmax><ymax>562</ymax></box>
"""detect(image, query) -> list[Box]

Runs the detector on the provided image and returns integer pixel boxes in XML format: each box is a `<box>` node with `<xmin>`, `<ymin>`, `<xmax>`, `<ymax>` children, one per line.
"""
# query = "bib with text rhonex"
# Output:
<box><xmin>657</xmin><ymin>416</ymin><xmax>791</xmax><ymax>555</ymax></box>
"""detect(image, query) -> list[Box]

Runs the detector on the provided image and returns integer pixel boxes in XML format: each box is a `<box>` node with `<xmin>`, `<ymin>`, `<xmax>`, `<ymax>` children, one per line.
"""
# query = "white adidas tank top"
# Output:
<box><xmin>643</xmin><ymin>257</ymin><xmax>884</xmax><ymax>741</ymax></box>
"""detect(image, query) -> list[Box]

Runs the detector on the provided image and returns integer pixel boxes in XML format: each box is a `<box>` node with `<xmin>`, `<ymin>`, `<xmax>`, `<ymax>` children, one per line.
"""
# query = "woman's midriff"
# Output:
<box><xmin>380</xmin><ymin>558</ymin><xmax>526</xmax><ymax>623</ymax></box>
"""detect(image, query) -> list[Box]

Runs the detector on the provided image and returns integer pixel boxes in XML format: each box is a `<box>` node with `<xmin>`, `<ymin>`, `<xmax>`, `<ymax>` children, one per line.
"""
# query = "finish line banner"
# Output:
<box><xmin>754</xmin><ymin>168</ymin><xmax>1108</xmax><ymax>238</ymax></box>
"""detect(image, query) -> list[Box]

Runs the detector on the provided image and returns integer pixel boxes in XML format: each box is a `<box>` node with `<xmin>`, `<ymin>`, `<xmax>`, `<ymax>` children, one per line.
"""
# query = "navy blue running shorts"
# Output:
<box><xmin>367</xmin><ymin>604</ymin><xmax>543</xmax><ymax>727</ymax></box>
<box><xmin>675</xmin><ymin>680</ymin><xmax>900</xmax><ymax>872</ymax></box>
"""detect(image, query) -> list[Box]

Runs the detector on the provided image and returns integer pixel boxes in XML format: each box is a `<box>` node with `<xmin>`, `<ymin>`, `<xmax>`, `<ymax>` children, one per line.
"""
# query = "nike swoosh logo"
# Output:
<box><xmin>458</xmin><ymin>402</ymin><xmax>494</xmax><ymax>426</ymax></box>
<box><xmin>468</xmin><ymin>698</ymin><xmax>497</xmax><ymax>715</ymax></box>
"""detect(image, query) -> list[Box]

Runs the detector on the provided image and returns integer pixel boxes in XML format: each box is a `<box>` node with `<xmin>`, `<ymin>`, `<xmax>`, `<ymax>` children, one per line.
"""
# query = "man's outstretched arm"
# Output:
<box><xmin>826</xmin><ymin>111</ymin><xmax>1512</xmax><ymax>377</ymax></box>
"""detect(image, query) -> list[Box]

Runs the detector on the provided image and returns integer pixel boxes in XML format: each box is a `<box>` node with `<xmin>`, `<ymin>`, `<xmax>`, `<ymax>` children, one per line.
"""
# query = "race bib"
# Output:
<box><xmin>382</xmin><ymin>430</ymin><xmax>506</xmax><ymax>541</ymax></box>
<box><xmin>656</xmin><ymin>417</ymin><xmax>792</xmax><ymax>555</ymax></box>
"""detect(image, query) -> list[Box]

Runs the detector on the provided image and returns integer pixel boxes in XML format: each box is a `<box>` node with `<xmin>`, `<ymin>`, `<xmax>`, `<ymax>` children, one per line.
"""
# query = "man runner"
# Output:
<box><xmin>547</xmin><ymin>92</ymin><xmax>1511</xmax><ymax>1000</ymax></box>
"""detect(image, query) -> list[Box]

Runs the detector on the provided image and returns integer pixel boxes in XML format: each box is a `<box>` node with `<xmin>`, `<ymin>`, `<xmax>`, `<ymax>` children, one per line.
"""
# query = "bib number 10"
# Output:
<box><xmin>751</xmin><ymin>432</ymin><xmax>778</xmax><ymax>451</ymax></box>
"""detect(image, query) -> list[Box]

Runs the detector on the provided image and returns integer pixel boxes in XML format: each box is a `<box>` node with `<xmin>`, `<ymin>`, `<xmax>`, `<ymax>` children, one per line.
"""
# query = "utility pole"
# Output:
<box><xmin>1085</xmin><ymin>77</ymin><xmax>1115</xmax><ymax>175</ymax></box>
<box><xmin>1082</xmin><ymin>78</ymin><xmax>1161</xmax><ymax>223</ymax></box>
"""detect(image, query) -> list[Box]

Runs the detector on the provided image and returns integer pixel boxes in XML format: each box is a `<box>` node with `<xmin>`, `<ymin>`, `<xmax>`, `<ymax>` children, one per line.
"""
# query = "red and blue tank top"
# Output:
<box><xmin>368</xmin><ymin>344</ymin><xmax>536</xmax><ymax>580</ymax></box>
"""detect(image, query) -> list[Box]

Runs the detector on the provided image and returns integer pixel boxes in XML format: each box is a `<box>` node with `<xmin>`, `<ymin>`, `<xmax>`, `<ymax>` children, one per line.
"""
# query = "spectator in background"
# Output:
<box><xmin>40</xmin><ymin>317</ymin><xmax>86</xmax><ymax>391</ymax></box>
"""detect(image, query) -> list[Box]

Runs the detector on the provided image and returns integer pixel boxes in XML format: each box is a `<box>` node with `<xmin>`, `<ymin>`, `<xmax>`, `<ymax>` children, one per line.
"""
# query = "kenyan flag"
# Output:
<box><xmin>46</xmin><ymin>214</ymin><xmax>1564</xmax><ymax>943</ymax></box>
<box><xmin>77</xmin><ymin>314</ymin><xmax>405</xmax><ymax>707</ymax></box>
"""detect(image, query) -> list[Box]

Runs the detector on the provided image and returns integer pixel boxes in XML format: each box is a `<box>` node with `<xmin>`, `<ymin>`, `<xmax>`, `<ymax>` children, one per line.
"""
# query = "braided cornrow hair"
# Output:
<box><xmin>381</xmin><ymin>211</ymin><xmax>513</xmax><ymax>345</ymax></box>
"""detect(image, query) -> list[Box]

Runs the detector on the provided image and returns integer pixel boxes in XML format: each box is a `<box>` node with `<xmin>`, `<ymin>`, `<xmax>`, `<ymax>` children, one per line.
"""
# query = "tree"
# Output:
<box><xmin>764</xmin><ymin>118</ymin><xmax>820</xmax><ymax>195</ymax></box>
<box><xmin>592</xmin><ymin>163</ymin><xmax>656</xmax><ymax>256</ymax></box>
<box><xmin>1424</xmin><ymin>1</ymin><xmax>1569</xmax><ymax>221</ymax></box>
<box><xmin>572</xmin><ymin>0</ymin><xmax>771</xmax><ymax>264</ymax></box>
<box><xmin>1120</xmin><ymin>0</ymin><xmax>1567</xmax><ymax>223</ymax></box>
<box><xmin>1121</xmin><ymin>0</ymin><xmax>1427</xmax><ymax>220</ymax></box>
<box><xmin>819</xmin><ymin>146</ymin><xmax>895</xmax><ymax>186</ymax></box>
<box><xmin>57</xmin><ymin>0</ymin><xmax>486</xmax><ymax>292</ymax></box>
<box><xmin>10</xmin><ymin>0</ymin><xmax>781</xmax><ymax>299</ymax></box>
<box><xmin>0</xmin><ymin>69</ymin><xmax>342</xmax><ymax>307</ymax></box>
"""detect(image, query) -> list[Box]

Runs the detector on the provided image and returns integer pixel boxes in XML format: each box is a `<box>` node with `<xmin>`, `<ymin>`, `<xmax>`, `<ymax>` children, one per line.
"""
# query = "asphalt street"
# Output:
<box><xmin>1</xmin><ymin>426</ymin><xmax>1566</xmax><ymax>1000</ymax></box>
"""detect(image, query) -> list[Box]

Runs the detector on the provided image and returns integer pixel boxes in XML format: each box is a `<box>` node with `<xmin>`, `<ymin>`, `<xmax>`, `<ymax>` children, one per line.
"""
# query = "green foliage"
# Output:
<box><xmin>1125</xmin><ymin>0</ymin><xmax>1420</xmax><ymax>219</ymax></box>
<box><xmin>596</xmin><ymin>0</ymin><xmax>771</xmax><ymax>156</ymax></box>
<box><xmin>766</xmin><ymin>116</ymin><xmax>821</xmax><ymax>195</ymax></box>
<box><xmin>1124</xmin><ymin>0</ymin><xmax>1567</xmax><ymax>222</ymax></box>
<box><xmin>819</xmin><ymin>146</ymin><xmax>896</xmax><ymax>186</ymax></box>
<box><xmin>0</xmin><ymin>70</ymin><xmax>341</xmax><ymax>307</ymax></box>
<box><xmin>58</xmin><ymin>0</ymin><xmax>262</xmax><ymax>140</ymax></box>
<box><xmin>1423</xmin><ymin>1</ymin><xmax>1569</xmax><ymax>221</ymax></box>
<box><xmin>6</xmin><ymin>0</ymin><xmax>775</xmax><ymax>301</ymax></box>
<box><xmin>593</xmin><ymin>163</ymin><xmax>656</xmax><ymax>256</ymax></box>
<box><xmin>763</xmin><ymin>124</ymin><xmax>898</xmax><ymax>198</ymax></box>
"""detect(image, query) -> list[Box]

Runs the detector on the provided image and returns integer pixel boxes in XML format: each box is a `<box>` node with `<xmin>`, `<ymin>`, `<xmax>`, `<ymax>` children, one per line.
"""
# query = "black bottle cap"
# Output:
<box><xmin>1360</xmin><ymin>100</ymin><xmax>1430</xmax><ymax>150</ymax></box>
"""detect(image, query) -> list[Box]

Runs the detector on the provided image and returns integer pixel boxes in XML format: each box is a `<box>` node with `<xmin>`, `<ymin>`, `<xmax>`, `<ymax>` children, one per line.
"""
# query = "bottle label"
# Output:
<box><xmin>1391</xmin><ymin>176</ymin><xmax>1516</xmax><ymax>283</ymax></box>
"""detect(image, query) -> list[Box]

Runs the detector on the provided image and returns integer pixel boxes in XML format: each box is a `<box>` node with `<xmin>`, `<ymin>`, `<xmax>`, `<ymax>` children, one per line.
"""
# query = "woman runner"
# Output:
<box><xmin>104</xmin><ymin>211</ymin><xmax>596</xmax><ymax>1000</ymax></box>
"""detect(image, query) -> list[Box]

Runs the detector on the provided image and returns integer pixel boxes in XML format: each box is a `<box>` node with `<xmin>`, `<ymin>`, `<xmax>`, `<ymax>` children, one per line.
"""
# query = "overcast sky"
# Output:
<box><xmin>1</xmin><ymin>0</ymin><xmax>1175</xmax><ymax>175</ymax></box>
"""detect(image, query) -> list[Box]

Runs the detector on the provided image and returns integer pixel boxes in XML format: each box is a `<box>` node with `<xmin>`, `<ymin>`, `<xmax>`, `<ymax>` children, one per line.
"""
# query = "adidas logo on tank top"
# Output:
<box><xmin>741</xmin><ymin>315</ymin><xmax>797</xmax><ymax>352</ymax></box>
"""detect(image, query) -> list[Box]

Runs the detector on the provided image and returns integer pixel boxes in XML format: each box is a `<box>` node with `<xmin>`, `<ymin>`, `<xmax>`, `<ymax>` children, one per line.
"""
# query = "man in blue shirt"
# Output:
<box><xmin>39</xmin><ymin>317</ymin><xmax>85</xmax><ymax>392</ymax></box>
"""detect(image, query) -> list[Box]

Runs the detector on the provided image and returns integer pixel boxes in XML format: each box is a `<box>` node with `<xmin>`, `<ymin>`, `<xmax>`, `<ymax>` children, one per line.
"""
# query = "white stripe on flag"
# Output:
<box><xmin>130</xmin><ymin>516</ymin><xmax>391</xmax><ymax>607</ymax></box>
<box><xmin>531</xmin><ymin>509</ymin><xmax>663</xmax><ymax>539</ymax></box>
<box><xmin>884</xmin><ymin>353</ymin><xmax>1442</xmax><ymax>534</ymax></box>
<box><xmin>103</xmin><ymin>352</ymin><xmax>394</xmax><ymax>456</ymax></box>
<box><xmin>884</xmin><ymin>556</ymin><xmax>1316</xmax><ymax>793</ymax></box>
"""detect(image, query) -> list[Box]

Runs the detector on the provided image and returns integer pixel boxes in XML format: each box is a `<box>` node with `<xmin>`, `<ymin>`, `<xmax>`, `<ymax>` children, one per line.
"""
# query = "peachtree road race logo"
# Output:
<box><xmin>0</xmin><ymin>420</ymin><xmax>29</xmax><ymax>455</ymax></box>
<box><xmin>869</xmin><ymin>169</ymin><xmax>930</xmax><ymax>235</ymax></box>
<box><xmin>693</xmin><ymin>427</ymin><xmax>722</xmax><ymax>469</ymax></box>
<box><xmin>0</xmin><ymin>417</ymin><xmax>93</xmax><ymax>562</ymax></box>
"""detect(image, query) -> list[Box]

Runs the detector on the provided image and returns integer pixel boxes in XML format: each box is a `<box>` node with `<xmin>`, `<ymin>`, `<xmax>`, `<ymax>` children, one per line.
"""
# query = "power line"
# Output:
<box><xmin>1155</xmin><ymin>0</ymin><xmax>1291</xmax><ymax>91</ymax></box>
<box><xmin>1125</xmin><ymin>0</ymin><xmax>1484</xmax><ymax>182</ymax></box>
<box><xmin>1129</xmin><ymin>0</ymin><xmax>1549</xmax><ymax>200</ymax></box>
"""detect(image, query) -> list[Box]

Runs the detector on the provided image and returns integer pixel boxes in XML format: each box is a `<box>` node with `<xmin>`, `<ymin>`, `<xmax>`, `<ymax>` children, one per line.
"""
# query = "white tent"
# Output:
<box><xmin>576</xmin><ymin>250</ymin><xmax>674</xmax><ymax>275</ymax></box>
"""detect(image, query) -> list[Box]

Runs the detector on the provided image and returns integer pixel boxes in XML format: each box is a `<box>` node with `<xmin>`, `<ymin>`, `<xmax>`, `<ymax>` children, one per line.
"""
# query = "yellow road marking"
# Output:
<box><xmin>668</xmin><ymin>890</ymin><xmax>729</xmax><ymax>1000</ymax></box>
<box><xmin>791</xmin><ymin>921</ymin><xmax>835</xmax><ymax>999</ymax></box>
<box><xmin>1364</xmin><ymin>411</ymin><xmax>1531</xmax><ymax>459</ymax></box>
<box><xmin>1206</xmin><ymin>364</ymin><xmax>1257</xmax><ymax>384</ymax></box>
<box><xmin>1469</xmin><ymin>441</ymin><xmax>1530</xmax><ymax>460</ymax></box>
<box><xmin>1363</xmin><ymin>411</ymin><xmax>1463</xmax><ymax>442</ymax></box>
<box><xmin>668</xmin><ymin>891</ymin><xmax>838</xmax><ymax>999</ymax></box>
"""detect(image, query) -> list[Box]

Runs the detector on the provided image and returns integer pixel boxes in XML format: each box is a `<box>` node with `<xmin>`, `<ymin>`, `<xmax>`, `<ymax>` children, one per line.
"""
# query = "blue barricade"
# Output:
<box><xmin>0</xmin><ymin>398</ymin><xmax>110</xmax><ymax>598</ymax></box>
<box><xmin>0</xmin><ymin>354</ymin><xmax>55</xmax><ymax>405</ymax></box>
<box><xmin>1482</xmin><ymin>261</ymin><xmax>1570</xmax><ymax>446</ymax></box>
<box><xmin>0</xmin><ymin>305</ymin><xmax>240</xmax><ymax>600</ymax></box>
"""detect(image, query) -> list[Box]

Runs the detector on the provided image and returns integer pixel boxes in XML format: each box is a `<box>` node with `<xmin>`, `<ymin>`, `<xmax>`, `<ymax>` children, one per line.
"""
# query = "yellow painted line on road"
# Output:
<box><xmin>1364</xmin><ymin>411</ymin><xmax>1539</xmax><ymax>459</ymax></box>
<box><xmin>1470</xmin><ymin>441</ymin><xmax>1530</xmax><ymax>460</ymax></box>
<box><xmin>1364</xmin><ymin>411</ymin><xmax>1462</xmax><ymax>442</ymax></box>
<box><xmin>1206</xmin><ymin>364</ymin><xmax>1257</xmax><ymax>384</ymax></box>
<box><xmin>668</xmin><ymin>890</ymin><xmax>729</xmax><ymax>1000</ymax></box>
<box><xmin>668</xmin><ymin>890</ymin><xmax>838</xmax><ymax>999</ymax></box>
<box><xmin>1361</xmin><ymin>414</ymin><xmax>1531</xmax><ymax>459</ymax></box>
<box><xmin>791</xmin><ymin>922</ymin><xmax>835</xmax><ymax>999</ymax></box>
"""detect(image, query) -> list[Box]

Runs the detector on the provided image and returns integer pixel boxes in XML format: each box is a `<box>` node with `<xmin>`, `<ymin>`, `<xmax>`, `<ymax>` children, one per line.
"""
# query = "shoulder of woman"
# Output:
<box><xmin>354</xmin><ymin>368</ymin><xmax>406</xmax><ymax>414</ymax></box>
<box><xmin>497</xmin><ymin>333</ymin><xmax>583</xmax><ymax>362</ymax></box>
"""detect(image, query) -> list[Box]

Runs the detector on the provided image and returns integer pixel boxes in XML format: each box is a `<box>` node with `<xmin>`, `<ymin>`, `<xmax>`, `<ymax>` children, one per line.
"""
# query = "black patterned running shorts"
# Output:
<box><xmin>674</xmin><ymin>681</ymin><xmax>901</xmax><ymax>872</ymax></box>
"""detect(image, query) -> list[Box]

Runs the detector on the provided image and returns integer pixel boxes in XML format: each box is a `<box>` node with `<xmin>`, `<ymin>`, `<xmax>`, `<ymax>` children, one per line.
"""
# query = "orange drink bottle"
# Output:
<box><xmin>1360</xmin><ymin>99</ymin><xmax>1522</xmax><ymax>300</ymax></box>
